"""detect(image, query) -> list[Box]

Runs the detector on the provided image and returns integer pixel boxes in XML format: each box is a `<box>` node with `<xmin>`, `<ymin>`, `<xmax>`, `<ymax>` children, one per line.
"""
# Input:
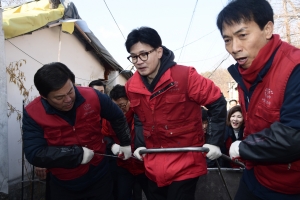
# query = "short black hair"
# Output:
<box><xmin>34</xmin><ymin>62</ymin><xmax>75</xmax><ymax>97</ymax></box>
<box><xmin>216</xmin><ymin>0</ymin><xmax>274</xmax><ymax>34</ymax></box>
<box><xmin>88</xmin><ymin>79</ymin><xmax>106</xmax><ymax>89</ymax></box>
<box><xmin>229</xmin><ymin>99</ymin><xmax>238</xmax><ymax>104</ymax></box>
<box><xmin>125</xmin><ymin>26</ymin><xmax>162</xmax><ymax>53</ymax></box>
<box><xmin>109</xmin><ymin>84</ymin><xmax>127</xmax><ymax>101</ymax></box>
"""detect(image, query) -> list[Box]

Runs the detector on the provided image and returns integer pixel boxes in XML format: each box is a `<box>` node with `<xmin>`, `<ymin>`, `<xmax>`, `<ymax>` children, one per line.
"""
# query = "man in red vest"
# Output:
<box><xmin>217</xmin><ymin>0</ymin><xmax>300</xmax><ymax>199</ymax></box>
<box><xmin>102</xmin><ymin>84</ymin><xmax>150</xmax><ymax>200</ymax></box>
<box><xmin>22</xmin><ymin>62</ymin><xmax>131</xmax><ymax>200</ymax></box>
<box><xmin>124</xmin><ymin>27</ymin><xmax>227</xmax><ymax>200</ymax></box>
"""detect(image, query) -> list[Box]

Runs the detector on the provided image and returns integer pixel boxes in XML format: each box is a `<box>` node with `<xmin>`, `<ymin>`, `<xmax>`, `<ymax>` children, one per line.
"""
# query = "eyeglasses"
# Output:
<box><xmin>127</xmin><ymin>48</ymin><xmax>156</xmax><ymax>64</ymax></box>
<box><xmin>117</xmin><ymin>100</ymin><xmax>128</xmax><ymax>109</ymax></box>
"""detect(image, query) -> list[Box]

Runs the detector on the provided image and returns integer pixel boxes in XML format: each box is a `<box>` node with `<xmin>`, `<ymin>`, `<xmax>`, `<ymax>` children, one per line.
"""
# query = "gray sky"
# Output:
<box><xmin>71</xmin><ymin>0</ymin><xmax>236</xmax><ymax>73</ymax></box>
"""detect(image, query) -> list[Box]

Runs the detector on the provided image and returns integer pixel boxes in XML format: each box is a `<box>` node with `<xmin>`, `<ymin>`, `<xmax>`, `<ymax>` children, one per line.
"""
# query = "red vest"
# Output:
<box><xmin>125</xmin><ymin>65</ymin><xmax>221</xmax><ymax>187</ymax></box>
<box><xmin>239</xmin><ymin>42</ymin><xmax>300</xmax><ymax>194</ymax></box>
<box><xmin>26</xmin><ymin>87</ymin><xmax>106</xmax><ymax>180</ymax></box>
<box><xmin>101</xmin><ymin>108</ymin><xmax>145</xmax><ymax>175</ymax></box>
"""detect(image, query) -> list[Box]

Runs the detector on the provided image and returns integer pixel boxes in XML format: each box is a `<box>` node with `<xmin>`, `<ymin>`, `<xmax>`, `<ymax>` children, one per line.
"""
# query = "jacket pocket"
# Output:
<box><xmin>163</xmin><ymin>94</ymin><xmax>186</xmax><ymax>121</ymax></box>
<box><xmin>77</xmin><ymin>115</ymin><xmax>101</xmax><ymax>142</ymax></box>
<box><xmin>44</xmin><ymin>128</ymin><xmax>64</xmax><ymax>145</ymax></box>
<box><xmin>253</xmin><ymin>104</ymin><xmax>280</xmax><ymax>132</ymax></box>
<box><xmin>143</xmin><ymin>130</ymin><xmax>154</xmax><ymax>148</ymax></box>
<box><xmin>255</xmin><ymin>104</ymin><xmax>280</xmax><ymax>123</ymax></box>
<box><xmin>130</xmin><ymin>99</ymin><xmax>146</xmax><ymax>122</ymax></box>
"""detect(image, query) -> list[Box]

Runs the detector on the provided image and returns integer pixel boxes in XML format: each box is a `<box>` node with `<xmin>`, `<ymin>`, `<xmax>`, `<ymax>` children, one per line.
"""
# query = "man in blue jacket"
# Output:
<box><xmin>23</xmin><ymin>62</ymin><xmax>131</xmax><ymax>200</ymax></box>
<box><xmin>217</xmin><ymin>0</ymin><xmax>300</xmax><ymax>199</ymax></box>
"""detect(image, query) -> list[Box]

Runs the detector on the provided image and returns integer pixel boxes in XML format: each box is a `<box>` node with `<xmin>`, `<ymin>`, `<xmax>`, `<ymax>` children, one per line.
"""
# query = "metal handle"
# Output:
<box><xmin>220</xmin><ymin>154</ymin><xmax>245</xmax><ymax>168</ymax></box>
<box><xmin>139</xmin><ymin>147</ymin><xmax>209</xmax><ymax>154</ymax></box>
<box><xmin>139</xmin><ymin>147</ymin><xmax>245</xmax><ymax>168</ymax></box>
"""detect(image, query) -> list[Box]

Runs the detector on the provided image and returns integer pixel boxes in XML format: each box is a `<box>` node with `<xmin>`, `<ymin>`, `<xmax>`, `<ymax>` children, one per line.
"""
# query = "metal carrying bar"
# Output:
<box><xmin>139</xmin><ymin>146</ymin><xmax>248</xmax><ymax>200</ymax></box>
<box><xmin>140</xmin><ymin>147</ymin><xmax>245</xmax><ymax>168</ymax></box>
<box><xmin>140</xmin><ymin>147</ymin><xmax>209</xmax><ymax>154</ymax></box>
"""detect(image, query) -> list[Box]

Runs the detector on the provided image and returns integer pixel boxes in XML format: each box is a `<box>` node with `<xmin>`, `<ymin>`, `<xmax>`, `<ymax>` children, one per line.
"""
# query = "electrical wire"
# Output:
<box><xmin>177</xmin><ymin>0</ymin><xmax>198</xmax><ymax>61</ymax></box>
<box><xmin>177</xmin><ymin>52</ymin><xmax>227</xmax><ymax>64</ymax></box>
<box><xmin>7</xmin><ymin>40</ymin><xmax>44</xmax><ymax>65</ymax></box>
<box><xmin>7</xmin><ymin>39</ymin><xmax>93</xmax><ymax>82</ymax></box>
<box><xmin>208</xmin><ymin>53</ymin><xmax>230</xmax><ymax>78</ymax></box>
<box><xmin>104</xmin><ymin>65</ymin><xmax>134</xmax><ymax>85</ymax></box>
<box><xmin>102</xmin><ymin>0</ymin><xmax>135</xmax><ymax>76</ymax></box>
<box><xmin>103</xmin><ymin>0</ymin><xmax>126</xmax><ymax>40</ymax></box>
<box><xmin>172</xmin><ymin>29</ymin><xmax>217</xmax><ymax>52</ymax></box>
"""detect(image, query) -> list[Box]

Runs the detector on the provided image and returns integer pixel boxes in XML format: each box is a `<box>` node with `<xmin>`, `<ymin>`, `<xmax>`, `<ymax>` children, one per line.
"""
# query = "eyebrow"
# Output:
<box><xmin>54</xmin><ymin>87</ymin><xmax>73</xmax><ymax>98</ymax></box>
<box><xmin>223</xmin><ymin>27</ymin><xmax>248</xmax><ymax>39</ymax></box>
<box><xmin>130</xmin><ymin>50</ymin><xmax>148</xmax><ymax>56</ymax></box>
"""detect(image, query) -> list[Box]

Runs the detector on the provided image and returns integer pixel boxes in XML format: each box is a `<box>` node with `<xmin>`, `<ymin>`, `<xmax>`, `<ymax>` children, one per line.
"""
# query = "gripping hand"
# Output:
<box><xmin>133</xmin><ymin>147</ymin><xmax>146</xmax><ymax>161</ymax></box>
<box><xmin>203</xmin><ymin>144</ymin><xmax>222</xmax><ymax>160</ymax></box>
<box><xmin>81</xmin><ymin>147</ymin><xmax>94</xmax><ymax>164</ymax></box>
<box><xmin>111</xmin><ymin>144</ymin><xmax>120</xmax><ymax>155</ymax></box>
<box><xmin>119</xmin><ymin>145</ymin><xmax>132</xmax><ymax>160</ymax></box>
<box><xmin>229</xmin><ymin>141</ymin><xmax>241</xmax><ymax>159</ymax></box>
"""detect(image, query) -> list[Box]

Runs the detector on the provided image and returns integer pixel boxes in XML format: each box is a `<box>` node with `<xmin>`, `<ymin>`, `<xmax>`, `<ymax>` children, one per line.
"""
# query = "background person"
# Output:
<box><xmin>202</xmin><ymin>107</ymin><xmax>215</xmax><ymax>168</ymax></box>
<box><xmin>125</xmin><ymin>26</ymin><xmax>227</xmax><ymax>200</ymax></box>
<box><xmin>228</xmin><ymin>99</ymin><xmax>237</xmax><ymax>109</ymax></box>
<box><xmin>23</xmin><ymin>62</ymin><xmax>131</xmax><ymax>200</ymax></box>
<box><xmin>227</xmin><ymin>99</ymin><xmax>238</xmax><ymax>116</ymax></box>
<box><xmin>88</xmin><ymin>79</ymin><xmax>106</xmax><ymax>94</ymax></box>
<box><xmin>102</xmin><ymin>84</ymin><xmax>149</xmax><ymax>200</ymax></box>
<box><xmin>228</xmin><ymin>99</ymin><xmax>238</xmax><ymax>112</ymax></box>
<box><xmin>88</xmin><ymin>79</ymin><xmax>120</xmax><ymax>199</ymax></box>
<box><xmin>217</xmin><ymin>0</ymin><xmax>300</xmax><ymax>199</ymax></box>
<box><xmin>201</xmin><ymin>107</ymin><xmax>209</xmax><ymax>135</ymax></box>
<box><xmin>221</xmin><ymin>105</ymin><xmax>244</xmax><ymax>168</ymax></box>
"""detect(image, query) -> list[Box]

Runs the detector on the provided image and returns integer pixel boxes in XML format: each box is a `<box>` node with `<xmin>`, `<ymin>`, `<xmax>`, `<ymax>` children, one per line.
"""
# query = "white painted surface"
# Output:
<box><xmin>0</xmin><ymin>7</ymin><xmax>9</xmax><ymax>194</ymax></box>
<box><xmin>5</xmin><ymin>26</ymin><xmax>124</xmax><ymax>182</ymax></box>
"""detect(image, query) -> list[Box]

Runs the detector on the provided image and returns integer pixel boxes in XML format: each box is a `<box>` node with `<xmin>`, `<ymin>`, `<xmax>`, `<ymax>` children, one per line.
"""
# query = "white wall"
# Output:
<box><xmin>4</xmin><ymin>26</ymin><xmax>113</xmax><ymax>182</ymax></box>
<box><xmin>0</xmin><ymin>7</ymin><xmax>9</xmax><ymax>194</ymax></box>
<box><xmin>105</xmin><ymin>71</ymin><xmax>127</xmax><ymax>93</ymax></box>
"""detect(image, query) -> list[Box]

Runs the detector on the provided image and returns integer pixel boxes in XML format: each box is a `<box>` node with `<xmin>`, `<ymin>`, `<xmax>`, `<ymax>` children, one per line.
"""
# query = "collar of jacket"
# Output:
<box><xmin>41</xmin><ymin>86</ymin><xmax>85</xmax><ymax>115</ymax></box>
<box><xmin>238</xmin><ymin>34</ymin><xmax>282</xmax><ymax>87</ymax></box>
<box><xmin>140</xmin><ymin>46</ymin><xmax>176</xmax><ymax>92</ymax></box>
<box><xmin>128</xmin><ymin>67</ymin><xmax>173</xmax><ymax>95</ymax></box>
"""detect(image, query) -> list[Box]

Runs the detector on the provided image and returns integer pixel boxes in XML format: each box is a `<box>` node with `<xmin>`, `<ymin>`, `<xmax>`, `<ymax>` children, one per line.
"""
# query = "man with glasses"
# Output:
<box><xmin>22</xmin><ymin>62</ymin><xmax>131</xmax><ymax>200</ymax></box>
<box><xmin>124</xmin><ymin>27</ymin><xmax>227</xmax><ymax>200</ymax></box>
<box><xmin>102</xmin><ymin>84</ymin><xmax>150</xmax><ymax>200</ymax></box>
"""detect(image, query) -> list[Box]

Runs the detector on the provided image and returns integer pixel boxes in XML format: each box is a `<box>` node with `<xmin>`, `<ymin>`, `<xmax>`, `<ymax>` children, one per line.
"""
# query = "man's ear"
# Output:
<box><xmin>41</xmin><ymin>94</ymin><xmax>47</xmax><ymax>100</ymax></box>
<box><xmin>264</xmin><ymin>21</ymin><xmax>274</xmax><ymax>40</ymax></box>
<box><xmin>157</xmin><ymin>46</ymin><xmax>163</xmax><ymax>59</ymax></box>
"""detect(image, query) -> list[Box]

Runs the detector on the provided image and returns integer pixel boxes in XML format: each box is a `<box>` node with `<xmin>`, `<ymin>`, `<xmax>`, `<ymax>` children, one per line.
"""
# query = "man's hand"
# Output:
<box><xmin>229</xmin><ymin>141</ymin><xmax>241</xmax><ymax>159</ymax></box>
<box><xmin>119</xmin><ymin>145</ymin><xmax>132</xmax><ymax>160</ymax></box>
<box><xmin>34</xmin><ymin>167</ymin><xmax>47</xmax><ymax>180</ymax></box>
<box><xmin>111</xmin><ymin>144</ymin><xmax>120</xmax><ymax>155</ymax></box>
<box><xmin>203</xmin><ymin>144</ymin><xmax>222</xmax><ymax>160</ymax></box>
<box><xmin>133</xmin><ymin>147</ymin><xmax>146</xmax><ymax>161</ymax></box>
<box><xmin>81</xmin><ymin>147</ymin><xmax>94</xmax><ymax>164</ymax></box>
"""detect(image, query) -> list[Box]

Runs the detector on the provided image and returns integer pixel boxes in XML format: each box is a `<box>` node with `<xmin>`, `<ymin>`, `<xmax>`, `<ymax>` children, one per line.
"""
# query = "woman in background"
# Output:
<box><xmin>222</xmin><ymin>105</ymin><xmax>244</xmax><ymax>168</ymax></box>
